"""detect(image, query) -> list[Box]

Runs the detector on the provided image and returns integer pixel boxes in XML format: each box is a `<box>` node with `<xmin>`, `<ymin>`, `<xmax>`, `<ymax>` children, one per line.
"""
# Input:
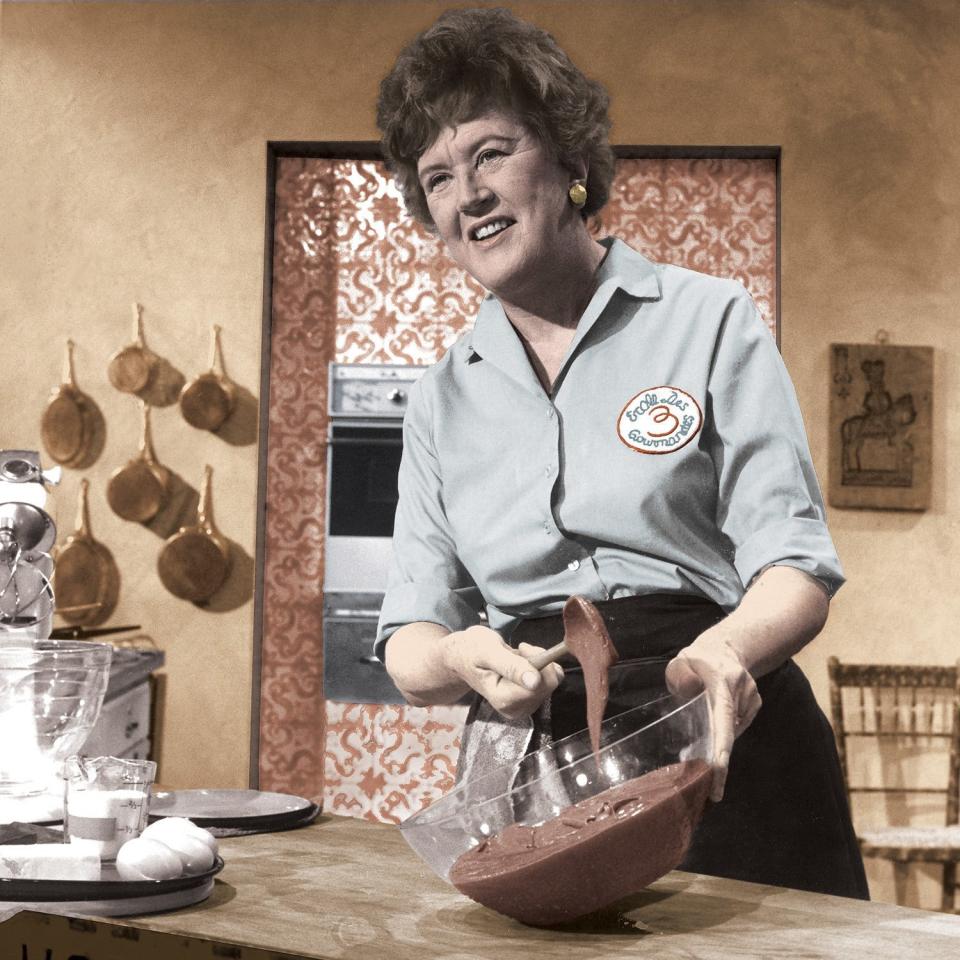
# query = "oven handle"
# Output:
<box><xmin>327</xmin><ymin>608</ymin><xmax>382</xmax><ymax>618</ymax></box>
<box><xmin>328</xmin><ymin>437</ymin><xmax>402</xmax><ymax>447</ymax></box>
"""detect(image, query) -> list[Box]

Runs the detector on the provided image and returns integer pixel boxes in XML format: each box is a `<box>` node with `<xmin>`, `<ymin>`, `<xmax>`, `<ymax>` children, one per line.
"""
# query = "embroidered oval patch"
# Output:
<box><xmin>616</xmin><ymin>385</ymin><xmax>703</xmax><ymax>454</ymax></box>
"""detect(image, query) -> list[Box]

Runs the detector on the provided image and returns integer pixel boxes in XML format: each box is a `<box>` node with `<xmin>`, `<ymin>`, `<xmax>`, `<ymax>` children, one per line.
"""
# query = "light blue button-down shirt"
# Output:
<box><xmin>375</xmin><ymin>238</ymin><xmax>843</xmax><ymax>659</ymax></box>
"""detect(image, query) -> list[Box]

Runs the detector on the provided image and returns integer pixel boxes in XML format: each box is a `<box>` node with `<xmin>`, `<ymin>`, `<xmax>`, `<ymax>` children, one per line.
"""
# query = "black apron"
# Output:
<box><xmin>462</xmin><ymin>593</ymin><xmax>869</xmax><ymax>901</ymax></box>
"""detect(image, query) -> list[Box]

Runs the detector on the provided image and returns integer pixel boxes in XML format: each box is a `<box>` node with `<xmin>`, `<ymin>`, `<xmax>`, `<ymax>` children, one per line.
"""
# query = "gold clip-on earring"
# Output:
<box><xmin>568</xmin><ymin>181</ymin><xmax>587</xmax><ymax>208</ymax></box>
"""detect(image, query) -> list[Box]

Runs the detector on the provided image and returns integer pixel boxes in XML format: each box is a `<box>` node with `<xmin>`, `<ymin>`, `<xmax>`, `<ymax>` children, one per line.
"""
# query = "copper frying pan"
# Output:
<box><xmin>41</xmin><ymin>340</ymin><xmax>98</xmax><ymax>467</ymax></box>
<box><xmin>157</xmin><ymin>464</ymin><xmax>231</xmax><ymax>602</ymax></box>
<box><xmin>108</xmin><ymin>303</ymin><xmax>157</xmax><ymax>394</ymax></box>
<box><xmin>179</xmin><ymin>324</ymin><xmax>237</xmax><ymax>432</ymax></box>
<box><xmin>106</xmin><ymin>402</ymin><xmax>171</xmax><ymax>522</ymax></box>
<box><xmin>54</xmin><ymin>479</ymin><xmax>120</xmax><ymax>626</ymax></box>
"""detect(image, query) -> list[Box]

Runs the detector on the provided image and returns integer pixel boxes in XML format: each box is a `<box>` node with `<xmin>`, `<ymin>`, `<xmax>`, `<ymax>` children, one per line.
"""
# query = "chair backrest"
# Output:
<box><xmin>827</xmin><ymin>658</ymin><xmax>960</xmax><ymax>826</ymax></box>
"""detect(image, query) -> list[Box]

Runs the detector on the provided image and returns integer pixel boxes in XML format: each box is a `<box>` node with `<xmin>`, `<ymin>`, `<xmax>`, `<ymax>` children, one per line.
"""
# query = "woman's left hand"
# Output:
<box><xmin>665</xmin><ymin>566</ymin><xmax>831</xmax><ymax>803</ymax></box>
<box><xmin>665</xmin><ymin>630</ymin><xmax>762</xmax><ymax>803</ymax></box>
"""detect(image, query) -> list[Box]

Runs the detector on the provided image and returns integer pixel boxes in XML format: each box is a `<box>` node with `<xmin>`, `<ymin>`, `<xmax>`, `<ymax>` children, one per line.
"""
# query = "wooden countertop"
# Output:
<box><xmin>21</xmin><ymin>815</ymin><xmax>960</xmax><ymax>958</ymax></box>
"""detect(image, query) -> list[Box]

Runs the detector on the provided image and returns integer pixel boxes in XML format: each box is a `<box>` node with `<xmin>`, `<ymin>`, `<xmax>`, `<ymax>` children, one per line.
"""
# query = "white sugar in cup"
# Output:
<box><xmin>66</xmin><ymin>787</ymin><xmax>149</xmax><ymax>859</ymax></box>
<box><xmin>64</xmin><ymin>755</ymin><xmax>157</xmax><ymax>861</ymax></box>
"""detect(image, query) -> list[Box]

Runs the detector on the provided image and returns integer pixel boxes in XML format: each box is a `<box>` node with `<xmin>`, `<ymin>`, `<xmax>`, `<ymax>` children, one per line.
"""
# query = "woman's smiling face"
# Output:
<box><xmin>417</xmin><ymin>110</ymin><xmax>584</xmax><ymax>304</ymax></box>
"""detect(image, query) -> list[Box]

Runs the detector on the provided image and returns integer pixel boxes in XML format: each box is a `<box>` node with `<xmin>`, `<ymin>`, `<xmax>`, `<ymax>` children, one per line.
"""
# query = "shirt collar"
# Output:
<box><xmin>593</xmin><ymin>236</ymin><xmax>663</xmax><ymax>300</ymax></box>
<box><xmin>466</xmin><ymin>238</ymin><xmax>662</xmax><ymax>394</ymax></box>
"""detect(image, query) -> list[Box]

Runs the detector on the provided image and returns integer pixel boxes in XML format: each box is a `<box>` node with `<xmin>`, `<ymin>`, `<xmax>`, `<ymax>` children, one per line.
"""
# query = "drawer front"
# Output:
<box><xmin>83</xmin><ymin>682</ymin><xmax>152</xmax><ymax>757</ymax></box>
<box><xmin>323</xmin><ymin>618</ymin><xmax>404</xmax><ymax>704</ymax></box>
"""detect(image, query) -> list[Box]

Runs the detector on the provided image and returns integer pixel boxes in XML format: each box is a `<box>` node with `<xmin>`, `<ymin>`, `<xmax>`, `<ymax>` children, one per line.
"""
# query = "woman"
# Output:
<box><xmin>374</xmin><ymin>8</ymin><xmax>868</xmax><ymax>900</ymax></box>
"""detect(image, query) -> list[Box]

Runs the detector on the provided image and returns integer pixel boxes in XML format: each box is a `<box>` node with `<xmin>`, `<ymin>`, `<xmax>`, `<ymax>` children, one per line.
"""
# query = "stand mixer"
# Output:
<box><xmin>0</xmin><ymin>451</ymin><xmax>113</xmax><ymax>821</ymax></box>
<box><xmin>0</xmin><ymin>451</ymin><xmax>59</xmax><ymax>640</ymax></box>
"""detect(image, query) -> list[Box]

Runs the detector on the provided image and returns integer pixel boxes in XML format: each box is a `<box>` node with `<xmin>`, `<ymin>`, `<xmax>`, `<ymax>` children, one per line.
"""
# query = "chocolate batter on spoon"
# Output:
<box><xmin>561</xmin><ymin>596</ymin><xmax>619</xmax><ymax>761</ymax></box>
<box><xmin>525</xmin><ymin>595</ymin><xmax>619</xmax><ymax>759</ymax></box>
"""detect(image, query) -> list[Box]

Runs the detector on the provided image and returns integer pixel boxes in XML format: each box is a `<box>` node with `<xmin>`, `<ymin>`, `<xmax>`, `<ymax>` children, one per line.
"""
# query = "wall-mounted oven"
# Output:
<box><xmin>323</xmin><ymin>362</ymin><xmax>428</xmax><ymax>704</ymax></box>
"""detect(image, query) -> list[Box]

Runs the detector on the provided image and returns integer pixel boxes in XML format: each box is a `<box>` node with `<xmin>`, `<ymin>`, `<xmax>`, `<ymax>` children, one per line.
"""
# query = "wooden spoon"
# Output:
<box><xmin>108</xmin><ymin>303</ymin><xmax>156</xmax><ymax>394</ymax></box>
<box><xmin>54</xmin><ymin>479</ymin><xmax>120</xmax><ymax>626</ymax></box>
<box><xmin>41</xmin><ymin>340</ymin><xmax>93</xmax><ymax>466</ymax></box>
<box><xmin>106</xmin><ymin>402</ymin><xmax>171</xmax><ymax>522</ymax></box>
<box><xmin>527</xmin><ymin>597</ymin><xmax>619</xmax><ymax>669</ymax></box>
<box><xmin>157</xmin><ymin>464</ymin><xmax>231</xmax><ymax>602</ymax></box>
<box><xmin>179</xmin><ymin>325</ymin><xmax>237</xmax><ymax>432</ymax></box>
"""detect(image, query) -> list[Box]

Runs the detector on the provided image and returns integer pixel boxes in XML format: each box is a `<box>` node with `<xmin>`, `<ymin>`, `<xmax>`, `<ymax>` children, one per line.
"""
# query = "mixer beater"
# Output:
<box><xmin>0</xmin><ymin>451</ymin><xmax>60</xmax><ymax>641</ymax></box>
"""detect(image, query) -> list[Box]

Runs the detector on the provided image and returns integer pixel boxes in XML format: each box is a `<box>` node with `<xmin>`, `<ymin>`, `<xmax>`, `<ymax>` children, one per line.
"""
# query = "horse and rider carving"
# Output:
<box><xmin>840</xmin><ymin>358</ymin><xmax>917</xmax><ymax>484</ymax></box>
<box><xmin>829</xmin><ymin>342</ymin><xmax>931</xmax><ymax>510</ymax></box>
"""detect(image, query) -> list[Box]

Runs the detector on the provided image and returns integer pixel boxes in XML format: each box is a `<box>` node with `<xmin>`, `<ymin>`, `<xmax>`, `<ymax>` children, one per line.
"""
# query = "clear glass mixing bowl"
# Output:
<box><xmin>0</xmin><ymin>639</ymin><xmax>112</xmax><ymax>796</ymax></box>
<box><xmin>400</xmin><ymin>665</ymin><xmax>713</xmax><ymax>926</ymax></box>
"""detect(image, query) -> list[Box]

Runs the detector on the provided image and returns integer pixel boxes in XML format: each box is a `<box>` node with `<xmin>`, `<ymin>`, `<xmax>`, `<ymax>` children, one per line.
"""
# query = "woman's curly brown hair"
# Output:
<box><xmin>376</xmin><ymin>7</ymin><xmax>615</xmax><ymax>229</ymax></box>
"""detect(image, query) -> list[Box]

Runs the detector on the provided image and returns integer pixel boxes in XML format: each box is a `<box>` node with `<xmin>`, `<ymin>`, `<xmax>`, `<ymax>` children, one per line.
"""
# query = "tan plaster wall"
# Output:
<box><xmin>1</xmin><ymin>0</ymin><xmax>957</xmax><ymax>907</ymax></box>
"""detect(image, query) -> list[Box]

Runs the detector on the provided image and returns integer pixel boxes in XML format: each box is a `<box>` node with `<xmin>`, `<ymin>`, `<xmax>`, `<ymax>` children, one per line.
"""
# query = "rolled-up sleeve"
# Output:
<box><xmin>374</xmin><ymin>377</ymin><xmax>483</xmax><ymax>661</ymax></box>
<box><xmin>707</xmin><ymin>285</ymin><xmax>845</xmax><ymax>598</ymax></box>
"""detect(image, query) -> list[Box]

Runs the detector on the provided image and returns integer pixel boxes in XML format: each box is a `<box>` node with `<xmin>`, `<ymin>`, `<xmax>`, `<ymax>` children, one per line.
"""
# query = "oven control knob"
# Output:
<box><xmin>387</xmin><ymin>389</ymin><xmax>406</xmax><ymax>406</ymax></box>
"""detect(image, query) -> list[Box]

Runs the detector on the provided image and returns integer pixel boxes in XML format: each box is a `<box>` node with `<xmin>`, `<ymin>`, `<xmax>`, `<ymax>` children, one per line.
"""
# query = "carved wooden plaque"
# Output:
<box><xmin>829</xmin><ymin>343</ymin><xmax>933</xmax><ymax>510</ymax></box>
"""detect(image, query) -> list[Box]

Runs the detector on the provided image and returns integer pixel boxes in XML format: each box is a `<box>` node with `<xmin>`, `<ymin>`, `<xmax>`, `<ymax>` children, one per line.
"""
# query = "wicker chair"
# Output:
<box><xmin>827</xmin><ymin>657</ymin><xmax>960</xmax><ymax>912</ymax></box>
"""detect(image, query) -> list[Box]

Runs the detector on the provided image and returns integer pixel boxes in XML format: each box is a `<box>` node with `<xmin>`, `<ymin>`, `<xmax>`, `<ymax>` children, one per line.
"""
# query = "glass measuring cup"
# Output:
<box><xmin>64</xmin><ymin>755</ymin><xmax>157</xmax><ymax>860</ymax></box>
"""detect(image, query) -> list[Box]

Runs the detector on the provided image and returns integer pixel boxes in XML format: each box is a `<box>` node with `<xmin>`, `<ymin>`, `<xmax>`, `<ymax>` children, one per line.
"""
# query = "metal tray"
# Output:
<box><xmin>0</xmin><ymin>855</ymin><xmax>223</xmax><ymax>917</ymax></box>
<box><xmin>149</xmin><ymin>789</ymin><xmax>319</xmax><ymax>831</ymax></box>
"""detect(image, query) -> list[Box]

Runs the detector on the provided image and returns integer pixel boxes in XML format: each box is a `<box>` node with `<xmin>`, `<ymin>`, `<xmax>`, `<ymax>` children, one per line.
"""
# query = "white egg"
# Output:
<box><xmin>143</xmin><ymin>817</ymin><xmax>219</xmax><ymax>856</ymax></box>
<box><xmin>157</xmin><ymin>832</ymin><xmax>215</xmax><ymax>874</ymax></box>
<box><xmin>115</xmin><ymin>837</ymin><xmax>183</xmax><ymax>881</ymax></box>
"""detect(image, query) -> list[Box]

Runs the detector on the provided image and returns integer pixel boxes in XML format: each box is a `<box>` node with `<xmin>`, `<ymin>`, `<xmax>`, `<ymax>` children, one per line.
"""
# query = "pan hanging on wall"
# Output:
<box><xmin>157</xmin><ymin>464</ymin><xmax>231</xmax><ymax>603</ymax></box>
<box><xmin>180</xmin><ymin>325</ymin><xmax>237</xmax><ymax>432</ymax></box>
<box><xmin>106</xmin><ymin>402</ymin><xmax>171</xmax><ymax>523</ymax></box>
<box><xmin>54</xmin><ymin>479</ymin><xmax>120</xmax><ymax>626</ymax></box>
<box><xmin>41</xmin><ymin>339</ymin><xmax>103</xmax><ymax>469</ymax></box>
<box><xmin>108</xmin><ymin>303</ymin><xmax>158</xmax><ymax>395</ymax></box>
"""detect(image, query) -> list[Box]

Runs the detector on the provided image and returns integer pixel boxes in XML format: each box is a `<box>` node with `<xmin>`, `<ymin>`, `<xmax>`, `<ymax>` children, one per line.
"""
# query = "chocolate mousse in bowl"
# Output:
<box><xmin>400</xmin><ymin>660</ymin><xmax>713</xmax><ymax>927</ymax></box>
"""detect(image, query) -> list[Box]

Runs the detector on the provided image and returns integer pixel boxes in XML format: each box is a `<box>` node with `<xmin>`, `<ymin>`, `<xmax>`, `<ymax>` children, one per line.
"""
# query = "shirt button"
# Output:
<box><xmin>547</xmin><ymin>407</ymin><xmax>555</xmax><ymax>419</ymax></box>
<box><xmin>544</xmin><ymin>465</ymin><xmax>553</xmax><ymax>476</ymax></box>
<box><xmin>543</xmin><ymin>521</ymin><xmax>551</xmax><ymax>532</ymax></box>
<box><xmin>567</xmin><ymin>559</ymin><xmax>581</xmax><ymax>571</ymax></box>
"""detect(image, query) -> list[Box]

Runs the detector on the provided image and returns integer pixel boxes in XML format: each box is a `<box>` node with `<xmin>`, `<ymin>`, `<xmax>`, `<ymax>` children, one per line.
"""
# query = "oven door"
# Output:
<box><xmin>323</xmin><ymin>422</ymin><xmax>405</xmax><ymax>703</ymax></box>
<box><xmin>324</xmin><ymin>423</ymin><xmax>403</xmax><ymax>593</ymax></box>
<box><xmin>323</xmin><ymin>592</ymin><xmax>404</xmax><ymax>704</ymax></box>
<box><xmin>322</xmin><ymin>363</ymin><xmax>427</xmax><ymax>703</ymax></box>
<box><xmin>327</xmin><ymin>423</ymin><xmax>403</xmax><ymax>539</ymax></box>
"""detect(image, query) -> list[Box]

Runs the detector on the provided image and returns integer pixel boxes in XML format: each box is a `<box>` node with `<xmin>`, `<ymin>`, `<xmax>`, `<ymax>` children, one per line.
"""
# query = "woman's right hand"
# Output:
<box><xmin>443</xmin><ymin>625</ymin><xmax>564</xmax><ymax>720</ymax></box>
